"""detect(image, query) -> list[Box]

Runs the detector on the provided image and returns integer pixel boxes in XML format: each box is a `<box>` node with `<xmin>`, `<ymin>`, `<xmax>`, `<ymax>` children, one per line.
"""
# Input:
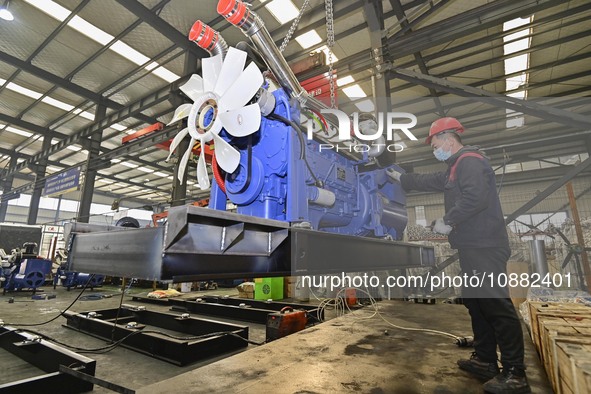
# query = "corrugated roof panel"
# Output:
<box><xmin>0</xmin><ymin>2</ymin><xmax>62</xmax><ymax>61</ymax></box>
<box><xmin>0</xmin><ymin>89</ymin><xmax>39</xmax><ymax>118</ymax></box>
<box><xmin>32</xmin><ymin>32</ymin><xmax>104</xmax><ymax>81</ymax></box>
<box><xmin>76</xmin><ymin>0</ymin><xmax>139</xmax><ymax>37</ymax></box>
<box><xmin>70</xmin><ymin>50</ymin><xmax>149</xmax><ymax>94</ymax></box>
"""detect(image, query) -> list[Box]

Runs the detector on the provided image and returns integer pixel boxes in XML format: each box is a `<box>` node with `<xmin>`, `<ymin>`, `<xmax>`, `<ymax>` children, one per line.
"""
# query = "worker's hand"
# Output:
<box><xmin>433</xmin><ymin>218</ymin><xmax>453</xmax><ymax>235</ymax></box>
<box><xmin>386</xmin><ymin>168</ymin><xmax>402</xmax><ymax>182</ymax></box>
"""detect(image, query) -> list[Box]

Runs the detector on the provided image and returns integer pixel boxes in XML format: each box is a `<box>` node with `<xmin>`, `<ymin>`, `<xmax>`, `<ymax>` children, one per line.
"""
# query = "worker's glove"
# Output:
<box><xmin>433</xmin><ymin>218</ymin><xmax>453</xmax><ymax>235</ymax></box>
<box><xmin>386</xmin><ymin>168</ymin><xmax>402</xmax><ymax>182</ymax></box>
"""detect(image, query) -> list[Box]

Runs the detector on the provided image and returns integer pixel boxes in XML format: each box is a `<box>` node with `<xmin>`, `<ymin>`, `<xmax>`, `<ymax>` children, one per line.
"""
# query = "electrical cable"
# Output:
<box><xmin>267</xmin><ymin>113</ymin><xmax>322</xmax><ymax>186</ymax></box>
<box><xmin>2</xmin><ymin>274</ymin><xmax>95</xmax><ymax>327</ymax></box>
<box><xmin>111</xmin><ymin>277</ymin><xmax>129</xmax><ymax>343</ymax></box>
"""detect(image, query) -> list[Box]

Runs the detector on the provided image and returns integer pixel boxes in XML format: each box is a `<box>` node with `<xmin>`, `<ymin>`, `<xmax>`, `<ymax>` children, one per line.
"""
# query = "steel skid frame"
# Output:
<box><xmin>0</xmin><ymin>326</ymin><xmax>96</xmax><ymax>394</ymax></box>
<box><xmin>68</xmin><ymin>205</ymin><xmax>435</xmax><ymax>282</ymax></box>
<box><xmin>167</xmin><ymin>296</ymin><xmax>324</xmax><ymax>324</ymax></box>
<box><xmin>63</xmin><ymin>307</ymin><xmax>249</xmax><ymax>366</ymax></box>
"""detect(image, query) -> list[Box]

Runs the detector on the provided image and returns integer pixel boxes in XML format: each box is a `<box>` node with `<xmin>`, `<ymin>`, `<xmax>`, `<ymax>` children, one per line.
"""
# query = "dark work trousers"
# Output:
<box><xmin>458</xmin><ymin>247</ymin><xmax>525</xmax><ymax>370</ymax></box>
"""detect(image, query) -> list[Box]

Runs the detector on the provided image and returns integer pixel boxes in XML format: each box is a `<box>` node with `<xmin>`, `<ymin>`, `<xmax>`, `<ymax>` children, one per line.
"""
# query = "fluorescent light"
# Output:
<box><xmin>355</xmin><ymin>99</ymin><xmax>375</xmax><ymax>112</ymax></box>
<box><xmin>295</xmin><ymin>30</ymin><xmax>322</xmax><ymax>49</ymax></box>
<box><xmin>342</xmin><ymin>84</ymin><xmax>367</xmax><ymax>98</ymax></box>
<box><xmin>5</xmin><ymin>126</ymin><xmax>33</xmax><ymax>137</ymax></box>
<box><xmin>265</xmin><ymin>0</ymin><xmax>299</xmax><ymax>24</ymax></box>
<box><xmin>110</xmin><ymin>159</ymin><xmax>121</xmax><ymax>163</ymax></box>
<box><xmin>337</xmin><ymin>76</ymin><xmax>355</xmax><ymax>87</ymax></box>
<box><xmin>0</xmin><ymin>5</ymin><xmax>14</xmax><ymax>21</ymax></box>
<box><xmin>66</xmin><ymin>145</ymin><xmax>82</xmax><ymax>151</ymax></box>
<box><xmin>154</xmin><ymin>172</ymin><xmax>168</xmax><ymax>177</ymax></box>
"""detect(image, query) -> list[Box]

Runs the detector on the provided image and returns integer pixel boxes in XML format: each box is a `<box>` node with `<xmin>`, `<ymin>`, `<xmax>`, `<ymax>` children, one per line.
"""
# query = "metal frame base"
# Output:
<box><xmin>0</xmin><ymin>326</ymin><xmax>96</xmax><ymax>394</ymax></box>
<box><xmin>167</xmin><ymin>296</ymin><xmax>323</xmax><ymax>324</ymax></box>
<box><xmin>63</xmin><ymin>307</ymin><xmax>249</xmax><ymax>366</ymax></box>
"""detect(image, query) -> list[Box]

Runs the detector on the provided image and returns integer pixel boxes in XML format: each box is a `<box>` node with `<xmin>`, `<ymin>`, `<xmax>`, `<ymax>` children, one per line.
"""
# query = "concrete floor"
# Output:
<box><xmin>0</xmin><ymin>285</ymin><xmax>552</xmax><ymax>393</ymax></box>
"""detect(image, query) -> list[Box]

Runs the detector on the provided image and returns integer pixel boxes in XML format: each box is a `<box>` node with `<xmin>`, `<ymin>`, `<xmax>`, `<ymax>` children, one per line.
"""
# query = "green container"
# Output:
<box><xmin>254</xmin><ymin>277</ymin><xmax>284</xmax><ymax>300</ymax></box>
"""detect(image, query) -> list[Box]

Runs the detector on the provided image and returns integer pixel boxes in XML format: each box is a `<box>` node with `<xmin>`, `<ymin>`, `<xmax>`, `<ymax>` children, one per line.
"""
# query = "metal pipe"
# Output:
<box><xmin>188</xmin><ymin>20</ymin><xmax>228</xmax><ymax>58</ymax></box>
<box><xmin>217</xmin><ymin>0</ymin><xmax>307</xmax><ymax>101</ymax></box>
<box><xmin>217</xmin><ymin>0</ymin><xmax>364</xmax><ymax>162</ymax></box>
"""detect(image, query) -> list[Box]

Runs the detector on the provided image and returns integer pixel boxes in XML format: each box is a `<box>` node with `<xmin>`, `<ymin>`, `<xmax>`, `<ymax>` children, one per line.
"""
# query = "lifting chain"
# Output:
<box><xmin>325</xmin><ymin>0</ymin><xmax>336</xmax><ymax>108</ymax></box>
<box><xmin>279</xmin><ymin>0</ymin><xmax>311</xmax><ymax>53</ymax></box>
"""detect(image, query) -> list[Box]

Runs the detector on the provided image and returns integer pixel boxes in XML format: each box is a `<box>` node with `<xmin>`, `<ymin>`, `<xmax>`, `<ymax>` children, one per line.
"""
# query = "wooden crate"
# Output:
<box><xmin>528</xmin><ymin>302</ymin><xmax>591</xmax><ymax>352</ymax></box>
<box><xmin>555</xmin><ymin>340</ymin><xmax>591</xmax><ymax>394</ymax></box>
<box><xmin>539</xmin><ymin>320</ymin><xmax>591</xmax><ymax>392</ymax></box>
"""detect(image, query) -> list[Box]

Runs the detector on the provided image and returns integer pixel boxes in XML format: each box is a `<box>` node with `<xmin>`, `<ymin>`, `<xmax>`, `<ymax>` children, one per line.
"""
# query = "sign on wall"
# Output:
<box><xmin>42</xmin><ymin>167</ymin><xmax>80</xmax><ymax>197</ymax></box>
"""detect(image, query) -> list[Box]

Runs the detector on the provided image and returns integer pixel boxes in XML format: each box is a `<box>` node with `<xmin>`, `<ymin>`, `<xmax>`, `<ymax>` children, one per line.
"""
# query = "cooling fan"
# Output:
<box><xmin>166</xmin><ymin>47</ymin><xmax>264</xmax><ymax>190</ymax></box>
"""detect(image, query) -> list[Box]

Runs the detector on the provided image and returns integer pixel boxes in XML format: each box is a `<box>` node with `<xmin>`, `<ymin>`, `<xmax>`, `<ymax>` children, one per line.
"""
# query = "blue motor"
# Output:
<box><xmin>52</xmin><ymin>248</ymin><xmax>105</xmax><ymax>291</ymax></box>
<box><xmin>1</xmin><ymin>242</ymin><xmax>52</xmax><ymax>295</ymax></box>
<box><xmin>208</xmin><ymin>89</ymin><xmax>407</xmax><ymax>240</ymax></box>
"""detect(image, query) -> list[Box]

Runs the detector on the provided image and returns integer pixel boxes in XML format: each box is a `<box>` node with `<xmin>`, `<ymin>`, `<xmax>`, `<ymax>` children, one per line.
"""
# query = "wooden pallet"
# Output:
<box><xmin>528</xmin><ymin>302</ymin><xmax>591</xmax><ymax>352</ymax></box>
<box><xmin>555</xmin><ymin>340</ymin><xmax>591</xmax><ymax>394</ymax></box>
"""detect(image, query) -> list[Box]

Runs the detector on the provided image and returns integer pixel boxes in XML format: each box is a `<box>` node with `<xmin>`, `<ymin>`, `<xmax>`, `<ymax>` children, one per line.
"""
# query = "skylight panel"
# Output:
<box><xmin>355</xmin><ymin>99</ymin><xmax>375</xmax><ymax>112</ymax></box>
<box><xmin>295</xmin><ymin>30</ymin><xmax>323</xmax><ymax>49</ymax></box>
<box><xmin>265</xmin><ymin>0</ymin><xmax>299</xmax><ymax>24</ymax></box>
<box><xmin>342</xmin><ymin>84</ymin><xmax>367</xmax><ymax>98</ymax></box>
<box><xmin>337</xmin><ymin>76</ymin><xmax>355</xmax><ymax>87</ymax></box>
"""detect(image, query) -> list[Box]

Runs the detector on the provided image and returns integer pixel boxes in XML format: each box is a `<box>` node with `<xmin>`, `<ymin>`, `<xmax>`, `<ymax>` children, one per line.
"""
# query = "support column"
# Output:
<box><xmin>77</xmin><ymin>104</ymin><xmax>106</xmax><ymax>223</ymax></box>
<box><xmin>363</xmin><ymin>0</ymin><xmax>395</xmax><ymax>166</ymax></box>
<box><xmin>27</xmin><ymin>136</ymin><xmax>52</xmax><ymax>225</ymax></box>
<box><xmin>0</xmin><ymin>154</ymin><xmax>18</xmax><ymax>222</ymax></box>
<box><xmin>171</xmin><ymin>51</ymin><xmax>199</xmax><ymax>207</ymax></box>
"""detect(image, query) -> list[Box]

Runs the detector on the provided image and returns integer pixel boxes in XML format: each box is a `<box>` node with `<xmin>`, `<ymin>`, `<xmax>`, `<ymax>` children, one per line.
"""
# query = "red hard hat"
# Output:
<box><xmin>425</xmin><ymin>117</ymin><xmax>464</xmax><ymax>144</ymax></box>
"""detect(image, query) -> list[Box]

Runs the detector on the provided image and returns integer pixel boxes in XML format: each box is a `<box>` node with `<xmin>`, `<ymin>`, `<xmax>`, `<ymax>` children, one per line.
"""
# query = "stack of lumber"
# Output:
<box><xmin>528</xmin><ymin>302</ymin><xmax>591</xmax><ymax>393</ymax></box>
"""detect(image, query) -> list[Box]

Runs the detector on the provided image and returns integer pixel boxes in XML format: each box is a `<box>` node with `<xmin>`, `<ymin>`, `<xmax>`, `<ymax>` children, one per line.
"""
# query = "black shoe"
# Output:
<box><xmin>457</xmin><ymin>352</ymin><xmax>500</xmax><ymax>380</ymax></box>
<box><xmin>483</xmin><ymin>367</ymin><xmax>531</xmax><ymax>394</ymax></box>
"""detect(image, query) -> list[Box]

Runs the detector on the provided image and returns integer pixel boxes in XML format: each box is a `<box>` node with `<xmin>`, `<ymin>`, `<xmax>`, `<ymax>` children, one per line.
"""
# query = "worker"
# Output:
<box><xmin>387</xmin><ymin>117</ymin><xmax>530</xmax><ymax>394</ymax></box>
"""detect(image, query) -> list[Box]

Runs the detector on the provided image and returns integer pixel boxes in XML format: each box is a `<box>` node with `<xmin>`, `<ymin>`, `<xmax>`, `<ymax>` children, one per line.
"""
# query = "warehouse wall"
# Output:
<box><xmin>406</xmin><ymin>174</ymin><xmax>591</xmax><ymax>227</ymax></box>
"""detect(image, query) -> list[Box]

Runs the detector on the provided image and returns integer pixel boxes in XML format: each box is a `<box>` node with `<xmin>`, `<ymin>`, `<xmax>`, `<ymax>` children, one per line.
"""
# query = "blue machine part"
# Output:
<box><xmin>1</xmin><ymin>257</ymin><xmax>52</xmax><ymax>294</ymax></box>
<box><xmin>209</xmin><ymin>88</ymin><xmax>408</xmax><ymax>240</ymax></box>
<box><xmin>53</xmin><ymin>268</ymin><xmax>105</xmax><ymax>291</ymax></box>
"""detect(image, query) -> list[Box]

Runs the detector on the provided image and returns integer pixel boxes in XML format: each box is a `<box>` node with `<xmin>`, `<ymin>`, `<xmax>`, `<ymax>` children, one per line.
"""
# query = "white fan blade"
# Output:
<box><xmin>168</xmin><ymin>104</ymin><xmax>192</xmax><ymax>125</ymax></box>
<box><xmin>197</xmin><ymin>150</ymin><xmax>210</xmax><ymax>190</ymax></box>
<box><xmin>202</xmin><ymin>53</ymin><xmax>223</xmax><ymax>92</ymax></box>
<box><xmin>177</xmin><ymin>138</ymin><xmax>195</xmax><ymax>184</ymax></box>
<box><xmin>218</xmin><ymin>62</ymin><xmax>263</xmax><ymax>112</ymax></box>
<box><xmin>211</xmin><ymin>133</ymin><xmax>240</xmax><ymax>173</ymax></box>
<box><xmin>165</xmin><ymin>127</ymin><xmax>189</xmax><ymax>162</ymax></box>
<box><xmin>219</xmin><ymin>104</ymin><xmax>261</xmax><ymax>137</ymax></box>
<box><xmin>213</xmin><ymin>47</ymin><xmax>247</xmax><ymax>97</ymax></box>
<box><xmin>179</xmin><ymin>75</ymin><xmax>204</xmax><ymax>102</ymax></box>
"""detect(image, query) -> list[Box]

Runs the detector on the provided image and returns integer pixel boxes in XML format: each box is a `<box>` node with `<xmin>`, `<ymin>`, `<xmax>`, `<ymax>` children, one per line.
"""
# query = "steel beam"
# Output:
<box><xmin>64</xmin><ymin>308</ymin><xmax>248</xmax><ymax>366</ymax></box>
<box><xmin>386</xmin><ymin>0</ymin><xmax>558</xmax><ymax>58</ymax></box>
<box><xmin>0</xmin><ymin>154</ymin><xmax>17</xmax><ymax>221</ymax></box>
<box><xmin>504</xmin><ymin>156</ymin><xmax>591</xmax><ymax>225</ymax></box>
<box><xmin>115</xmin><ymin>0</ymin><xmax>207</xmax><ymax>59</ymax></box>
<box><xmin>0</xmin><ymin>326</ymin><xmax>96</xmax><ymax>394</ymax></box>
<box><xmin>390</xmin><ymin>68</ymin><xmax>591</xmax><ymax>130</ymax></box>
<box><xmin>77</xmin><ymin>105</ymin><xmax>106</xmax><ymax>223</ymax></box>
<box><xmin>1</xmin><ymin>80</ymin><xmax>181</xmax><ymax>181</ymax></box>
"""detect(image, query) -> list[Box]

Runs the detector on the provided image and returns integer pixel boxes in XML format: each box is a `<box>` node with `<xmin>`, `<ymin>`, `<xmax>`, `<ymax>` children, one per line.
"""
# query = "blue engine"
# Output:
<box><xmin>1</xmin><ymin>243</ymin><xmax>52</xmax><ymax>294</ymax></box>
<box><xmin>208</xmin><ymin>89</ymin><xmax>407</xmax><ymax>240</ymax></box>
<box><xmin>52</xmin><ymin>248</ymin><xmax>104</xmax><ymax>291</ymax></box>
